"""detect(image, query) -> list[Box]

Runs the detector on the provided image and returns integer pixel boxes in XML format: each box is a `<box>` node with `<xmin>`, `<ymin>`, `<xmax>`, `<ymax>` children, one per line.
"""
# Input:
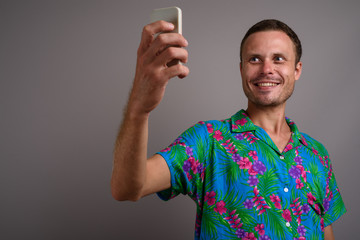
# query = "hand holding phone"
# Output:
<box><xmin>150</xmin><ymin>7</ymin><xmax>183</xmax><ymax>67</ymax></box>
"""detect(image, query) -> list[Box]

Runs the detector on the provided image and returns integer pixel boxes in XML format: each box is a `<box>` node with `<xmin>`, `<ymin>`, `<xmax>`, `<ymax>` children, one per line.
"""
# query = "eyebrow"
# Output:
<box><xmin>246</xmin><ymin>53</ymin><xmax>262</xmax><ymax>59</ymax></box>
<box><xmin>245</xmin><ymin>52</ymin><xmax>289</xmax><ymax>58</ymax></box>
<box><xmin>273</xmin><ymin>52</ymin><xmax>287</xmax><ymax>57</ymax></box>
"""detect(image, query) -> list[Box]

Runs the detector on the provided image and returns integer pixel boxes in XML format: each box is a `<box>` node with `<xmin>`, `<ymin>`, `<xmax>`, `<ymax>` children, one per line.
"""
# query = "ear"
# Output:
<box><xmin>294</xmin><ymin>61</ymin><xmax>302</xmax><ymax>81</ymax></box>
<box><xmin>239</xmin><ymin>62</ymin><xmax>243</xmax><ymax>75</ymax></box>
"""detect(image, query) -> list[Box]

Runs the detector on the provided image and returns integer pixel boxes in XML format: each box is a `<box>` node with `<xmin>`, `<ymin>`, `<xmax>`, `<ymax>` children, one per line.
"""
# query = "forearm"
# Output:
<box><xmin>111</xmin><ymin>20</ymin><xmax>189</xmax><ymax>201</ymax></box>
<box><xmin>111</xmin><ymin>103</ymin><xmax>150</xmax><ymax>201</ymax></box>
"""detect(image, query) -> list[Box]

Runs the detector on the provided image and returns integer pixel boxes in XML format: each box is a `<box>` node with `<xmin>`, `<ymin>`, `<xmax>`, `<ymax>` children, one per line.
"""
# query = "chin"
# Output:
<box><xmin>248</xmin><ymin>95</ymin><xmax>286</xmax><ymax>107</ymax></box>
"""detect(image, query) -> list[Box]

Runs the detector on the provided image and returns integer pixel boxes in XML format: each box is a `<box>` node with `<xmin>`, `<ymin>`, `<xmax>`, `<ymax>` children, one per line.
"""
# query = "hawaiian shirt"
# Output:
<box><xmin>157</xmin><ymin>109</ymin><xmax>346</xmax><ymax>240</ymax></box>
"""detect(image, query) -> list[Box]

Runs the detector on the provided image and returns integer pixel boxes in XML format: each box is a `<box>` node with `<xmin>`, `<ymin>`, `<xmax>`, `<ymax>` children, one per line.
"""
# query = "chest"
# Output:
<box><xmin>267</xmin><ymin>132</ymin><xmax>292</xmax><ymax>153</ymax></box>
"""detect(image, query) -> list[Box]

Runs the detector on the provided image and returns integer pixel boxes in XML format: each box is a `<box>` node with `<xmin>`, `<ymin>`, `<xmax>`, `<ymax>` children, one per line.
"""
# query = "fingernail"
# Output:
<box><xmin>168</xmin><ymin>23</ymin><xmax>174</xmax><ymax>28</ymax></box>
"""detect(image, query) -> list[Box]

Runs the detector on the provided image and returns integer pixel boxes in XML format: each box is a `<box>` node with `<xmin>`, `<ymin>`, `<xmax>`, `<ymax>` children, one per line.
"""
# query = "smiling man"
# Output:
<box><xmin>111</xmin><ymin>19</ymin><xmax>346</xmax><ymax>239</ymax></box>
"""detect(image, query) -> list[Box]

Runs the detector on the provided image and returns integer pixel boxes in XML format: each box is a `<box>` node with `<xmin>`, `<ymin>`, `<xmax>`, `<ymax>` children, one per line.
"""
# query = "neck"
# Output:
<box><xmin>245</xmin><ymin>101</ymin><xmax>290</xmax><ymax>136</ymax></box>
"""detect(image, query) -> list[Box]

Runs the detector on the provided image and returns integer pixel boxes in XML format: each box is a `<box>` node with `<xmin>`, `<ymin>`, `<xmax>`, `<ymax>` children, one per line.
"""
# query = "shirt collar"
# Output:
<box><xmin>231</xmin><ymin>109</ymin><xmax>304</xmax><ymax>144</ymax></box>
<box><xmin>231</xmin><ymin>109</ymin><xmax>258</xmax><ymax>133</ymax></box>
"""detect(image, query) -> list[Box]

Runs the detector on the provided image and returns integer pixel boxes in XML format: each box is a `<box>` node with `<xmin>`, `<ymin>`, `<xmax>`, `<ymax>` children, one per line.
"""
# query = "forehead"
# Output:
<box><xmin>243</xmin><ymin>30</ymin><xmax>295</xmax><ymax>57</ymax></box>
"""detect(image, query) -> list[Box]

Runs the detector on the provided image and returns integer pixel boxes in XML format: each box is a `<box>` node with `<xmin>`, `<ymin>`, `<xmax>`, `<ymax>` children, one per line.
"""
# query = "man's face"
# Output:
<box><xmin>240</xmin><ymin>30</ymin><xmax>302</xmax><ymax>107</ymax></box>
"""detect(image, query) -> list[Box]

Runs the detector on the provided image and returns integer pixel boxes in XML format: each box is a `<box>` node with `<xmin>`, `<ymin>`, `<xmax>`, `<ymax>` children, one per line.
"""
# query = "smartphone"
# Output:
<box><xmin>150</xmin><ymin>7</ymin><xmax>182</xmax><ymax>67</ymax></box>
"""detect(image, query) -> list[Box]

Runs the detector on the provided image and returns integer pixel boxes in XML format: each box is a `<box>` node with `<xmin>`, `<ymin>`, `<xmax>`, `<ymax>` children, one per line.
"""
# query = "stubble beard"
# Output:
<box><xmin>243</xmin><ymin>81</ymin><xmax>295</xmax><ymax>107</ymax></box>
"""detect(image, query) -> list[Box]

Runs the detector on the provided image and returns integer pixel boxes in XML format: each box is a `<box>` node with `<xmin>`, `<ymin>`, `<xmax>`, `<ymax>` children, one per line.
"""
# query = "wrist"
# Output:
<box><xmin>125</xmin><ymin>102</ymin><xmax>150</xmax><ymax>122</ymax></box>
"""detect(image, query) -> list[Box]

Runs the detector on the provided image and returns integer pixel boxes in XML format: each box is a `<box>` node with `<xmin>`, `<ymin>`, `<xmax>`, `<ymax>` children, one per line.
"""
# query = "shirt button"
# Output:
<box><xmin>284</xmin><ymin>187</ymin><xmax>289</xmax><ymax>193</ymax></box>
<box><xmin>280</xmin><ymin>155</ymin><xmax>284</xmax><ymax>160</ymax></box>
<box><xmin>286</xmin><ymin>222</ymin><xmax>290</xmax><ymax>227</ymax></box>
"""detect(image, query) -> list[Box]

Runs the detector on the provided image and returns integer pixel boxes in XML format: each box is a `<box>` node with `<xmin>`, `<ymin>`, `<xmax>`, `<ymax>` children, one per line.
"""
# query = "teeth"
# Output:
<box><xmin>257</xmin><ymin>83</ymin><xmax>278</xmax><ymax>87</ymax></box>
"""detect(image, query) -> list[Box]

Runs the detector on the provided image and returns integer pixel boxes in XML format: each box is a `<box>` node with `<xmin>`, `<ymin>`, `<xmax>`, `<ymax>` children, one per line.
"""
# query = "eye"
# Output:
<box><xmin>274</xmin><ymin>56</ymin><xmax>285</xmax><ymax>62</ymax></box>
<box><xmin>249</xmin><ymin>57</ymin><xmax>261</xmax><ymax>63</ymax></box>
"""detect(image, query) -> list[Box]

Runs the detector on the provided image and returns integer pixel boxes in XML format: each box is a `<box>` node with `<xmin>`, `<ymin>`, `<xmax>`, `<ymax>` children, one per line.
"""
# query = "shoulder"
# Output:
<box><xmin>180</xmin><ymin>117</ymin><xmax>232</xmax><ymax>142</ymax></box>
<box><xmin>300</xmin><ymin>132</ymin><xmax>330</xmax><ymax>157</ymax></box>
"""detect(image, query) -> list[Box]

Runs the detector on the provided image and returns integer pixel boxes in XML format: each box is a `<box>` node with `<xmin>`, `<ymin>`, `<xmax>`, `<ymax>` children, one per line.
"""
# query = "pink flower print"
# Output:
<box><xmin>314</xmin><ymin>203</ymin><xmax>321</xmax><ymax>215</ymax></box>
<box><xmin>296</xmin><ymin>165</ymin><xmax>309</xmax><ymax>182</ymax></box>
<box><xmin>214</xmin><ymin>200</ymin><xmax>227</xmax><ymax>215</ymax></box>
<box><xmin>204</xmin><ymin>191</ymin><xmax>216</xmax><ymax>206</ymax></box>
<box><xmin>248</xmin><ymin>150</ymin><xmax>258</xmax><ymax>160</ymax></box>
<box><xmin>191</xmin><ymin>160</ymin><xmax>200</xmax><ymax>174</ymax></box>
<box><xmin>222</xmin><ymin>139</ymin><xmax>237</xmax><ymax>154</ymax></box>
<box><xmin>242</xmin><ymin>232</ymin><xmax>256</xmax><ymax>240</ymax></box>
<box><xmin>283</xmin><ymin>144</ymin><xmax>293</xmax><ymax>152</ymax></box>
<box><xmin>282</xmin><ymin>209</ymin><xmax>292</xmax><ymax>222</ymax></box>
<box><xmin>243</xmin><ymin>131</ymin><xmax>259</xmax><ymax>144</ymax></box>
<box><xmin>312</xmin><ymin>147</ymin><xmax>318</xmax><ymax>155</ymax></box>
<box><xmin>290</xmin><ymin>198</ymin><xmax>303</xmax><ymax>225</ymax></box>
<box><xmin>296</xmin><ymin>178</ymin><xmax>304</xmax><ymax>189</ymax></box>
<box><xmin>229</xmin><ymin>209</ymin><xmax>236</xmax><ymax>215</ymax></box>
<box><xmin>274</xmin><ymin>202</ymin><xmax>282</xmax><ymax>210</ymax></box>
<box><xmin>186</xmin><ymin>172</ymin><xmax>193</xmax><ymax>181</ymax></box>
<box><xmin>307</xmin><ymin>192</ymin><xmax>316</xmax><ymax>205</ymax></box>
<box><xmin>252</xmin><ymin>187</ymin><xmax>270</xmax><ymax>214</ymax></box>
<box><xmin>161</xmin><ymin>147</ymin><xmax>171</xmax><ymax>152</ymax></box>
<box><xmin>255</xmin><ymin>223</ymin><xmax>265</xmax><ymax>235</ymax></box>
<box><xmin>248</xmin><ymin>166</ymin><xmax>258</xmax><ymax>176</ymax></box>
<box><xmin>269</xmin><ymin>194</ymin><xmax>280</xmax><ymax>202</ymax></box>
<box><xmin>224</xmin><ymin>209</ymin><xmax>243</xmax><ymax>229</ymax></box>
<box><xmin>206</xmin><ymin>123</ymin><xmax>213</xmax><ymax>133</ymax></box>
<box><xmin>238</xmin><ymin>157</ymin><xmax>252</xmax><ymax>169</ymax></box>
<box><xmin>235</xmin><ymin>118</ymin><xmax>247</xmax><ymax>126</ymax></box>
<box><xmin>270</xmin><ymin>194</ymin><xmax>282</xmax><ymax>209</ymax></box>
<box><xmin>320</xmin><ymin>217</ymin><xmax>325</xmax><ymax>231</ymax></box>
<box><xmin>300</xmin><ymin>135</ymin><xmax>308</xmax><ymax>146</ymax></box>
<box><xmin>188</xmin><ymin>157</ymin><xmax>195</xmax><ymax>165</ymax></box>
<box><xmin>328</xmin><ymin>190</ymin><xmax>333</xmax><ymax>201</ymax></box>
<box><xmin>213</xmin><ymin>130</ymin><xmax>223</xmax><ymax>141</ymax></box>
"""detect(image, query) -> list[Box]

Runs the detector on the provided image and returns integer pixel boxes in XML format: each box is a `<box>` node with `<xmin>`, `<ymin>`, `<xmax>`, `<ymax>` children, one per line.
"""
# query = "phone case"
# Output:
<box><xmin>150</xmin><ymin>7</ymin><xmax>182</xmax><ymax>35</ymax></box>
<box><xmin>150</xmin><ymin>7</ymin><xmax>183</xmax><ymax>67</ymax></box>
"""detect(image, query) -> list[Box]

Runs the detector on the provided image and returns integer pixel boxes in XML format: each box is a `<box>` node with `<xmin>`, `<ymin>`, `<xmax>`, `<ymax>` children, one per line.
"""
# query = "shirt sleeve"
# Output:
<box><xmin>322</xmin><ymin>155</ymin><xmax>347</xmax><ymax>227</ymax></box>
<box><xmin>156</xmin><ymin>122</ymin><xmax>210</xmax><ymax>201</ymax></box>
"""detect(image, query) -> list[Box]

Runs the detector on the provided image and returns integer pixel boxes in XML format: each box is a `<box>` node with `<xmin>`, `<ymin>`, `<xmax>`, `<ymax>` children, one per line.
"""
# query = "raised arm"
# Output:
<box><xmin>111</xmin><ymin>21</ymin><xmax>189</xmax><ymax>201</ymax></box>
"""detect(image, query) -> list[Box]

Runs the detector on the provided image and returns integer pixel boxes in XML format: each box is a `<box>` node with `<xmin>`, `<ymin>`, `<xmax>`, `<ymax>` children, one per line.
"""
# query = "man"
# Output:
<box><xmin>111</xmin><ymin>19</ymin><xmax>346</xmax><ymax>239</ymax></box>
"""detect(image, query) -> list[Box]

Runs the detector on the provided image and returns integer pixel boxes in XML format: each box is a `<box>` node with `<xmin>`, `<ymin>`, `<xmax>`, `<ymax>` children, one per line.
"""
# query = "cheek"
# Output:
<box><xmin>242</xmin><ymin>69</ymin><xmax>258</xmax><ymax>81</ymax></box>
<box><xmin>278</xmin><ymin>67</ymin><xmax>294</xmax><ymax>81</ymax></box>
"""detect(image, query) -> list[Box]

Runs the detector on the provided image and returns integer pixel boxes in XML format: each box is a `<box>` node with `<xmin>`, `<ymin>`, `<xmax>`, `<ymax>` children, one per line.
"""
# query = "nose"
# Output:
<box><xmin>261</xmin><ymin>59</ymin><xmax>274</xmax><ymax>75</ymax></box>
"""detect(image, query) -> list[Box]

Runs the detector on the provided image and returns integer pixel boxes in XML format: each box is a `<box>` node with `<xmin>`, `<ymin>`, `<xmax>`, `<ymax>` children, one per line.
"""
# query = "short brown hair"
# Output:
<box><xmin>240</xmin><ymin>19</ymin><xmax>302</xmax><ymax>64</ymax></box>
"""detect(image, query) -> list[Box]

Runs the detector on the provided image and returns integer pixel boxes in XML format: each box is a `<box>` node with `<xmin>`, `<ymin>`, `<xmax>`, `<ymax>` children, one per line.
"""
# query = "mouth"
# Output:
<box><xmin>255</xmin><ymin>82</ymin><xmax>279</xmax><ymax>87</ymax></box>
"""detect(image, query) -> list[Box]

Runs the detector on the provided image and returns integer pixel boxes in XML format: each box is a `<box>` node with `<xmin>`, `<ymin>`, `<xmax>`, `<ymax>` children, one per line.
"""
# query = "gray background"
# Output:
<box><xmin>1</xmin><ymin>0</ymin><xmax>359</xmax><ymax>239</ymax></box>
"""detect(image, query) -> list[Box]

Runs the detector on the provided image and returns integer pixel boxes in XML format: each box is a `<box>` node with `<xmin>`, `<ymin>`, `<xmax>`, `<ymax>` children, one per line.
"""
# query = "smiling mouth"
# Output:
<box><xmin>255</xmin><ymin>82</ymin><xmax>279</xmax><ymax>87</ymax></box>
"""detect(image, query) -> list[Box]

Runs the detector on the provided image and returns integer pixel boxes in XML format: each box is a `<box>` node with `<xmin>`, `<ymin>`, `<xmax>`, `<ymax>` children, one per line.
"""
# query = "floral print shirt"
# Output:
<box><xmin>157</xmin><ymin>110</ymin><xmax>346</xmax><ymax>240</ymax></box>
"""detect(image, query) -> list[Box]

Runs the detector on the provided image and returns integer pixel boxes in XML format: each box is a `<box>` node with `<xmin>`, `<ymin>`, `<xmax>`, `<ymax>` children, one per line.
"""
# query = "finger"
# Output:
<box><xmin>163</xmin><ymin>63</ymin><xmax>189</xmax><ymax>79</ymax></box>
<box><xmin>154</xmin><ymin>47</ymin><xmax>188</xmax><ymax>66</ymax></box>
<box><xmin>138</xmin><ymin>21</ymin><xmax>175</xmax><ymax>56</ymax></box>
<box><xmin>149</xmin><ymin>33</ymin><xmax>188</xmax><ymax>58</ymax></box>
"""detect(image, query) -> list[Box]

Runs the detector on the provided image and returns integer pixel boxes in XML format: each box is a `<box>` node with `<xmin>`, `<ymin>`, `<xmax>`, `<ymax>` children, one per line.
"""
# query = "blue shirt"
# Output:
<box><xmin>157</xmin><ymin>109</ymin><xmax>346</xmax><ymax>240</ymax></box>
